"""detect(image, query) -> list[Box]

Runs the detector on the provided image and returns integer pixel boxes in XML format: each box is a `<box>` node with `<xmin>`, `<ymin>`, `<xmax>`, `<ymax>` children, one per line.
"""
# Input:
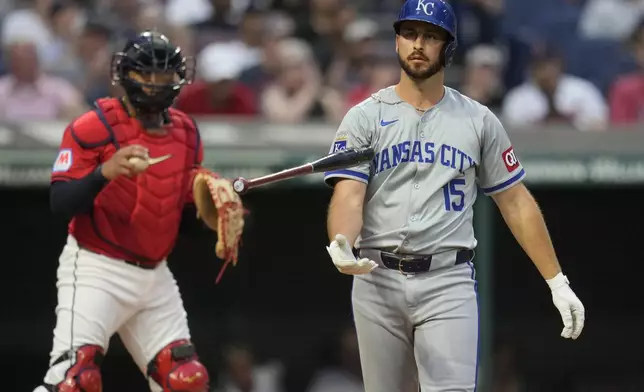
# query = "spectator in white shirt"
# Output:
<box><xmin>0</xmin><ymin>39</ymin><xmax>87</xmax><ymax>121</ymax></box>
<box><xmin>501</xmin><ymin>47</ymin><xmax>608</xmax><ymax>132</ymax></box>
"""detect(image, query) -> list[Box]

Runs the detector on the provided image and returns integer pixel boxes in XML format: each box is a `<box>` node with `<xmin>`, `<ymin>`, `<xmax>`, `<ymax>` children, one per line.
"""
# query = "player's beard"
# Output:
<box><xmin>398</xmin><ymin>52</ymin><xmax>443</xmax><ymax>81</ymax></box>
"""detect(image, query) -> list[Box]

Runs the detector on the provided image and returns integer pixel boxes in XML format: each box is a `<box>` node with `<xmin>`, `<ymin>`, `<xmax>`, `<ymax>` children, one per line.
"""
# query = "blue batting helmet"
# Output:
<box><xmin>394</xmin><ymin>0</ymin><xmax>458</xmax><ymax>66</ymax></box>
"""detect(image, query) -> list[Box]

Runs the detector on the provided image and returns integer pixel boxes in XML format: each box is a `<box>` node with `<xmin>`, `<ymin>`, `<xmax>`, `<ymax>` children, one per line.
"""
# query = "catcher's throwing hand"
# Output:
<box><xmin>547</xmin><ymin>273</ymin><xmax>585</xmax><ymax>339</ymax></box>
<box><xmin>326</xmin><ymin>234</ymin><xmax>378</xmax><ymax>275</ymax></box>
<box><xmin>101</xmin><ymin>145</ymin><xmax>149</xmax><ymax>180</ymax></box>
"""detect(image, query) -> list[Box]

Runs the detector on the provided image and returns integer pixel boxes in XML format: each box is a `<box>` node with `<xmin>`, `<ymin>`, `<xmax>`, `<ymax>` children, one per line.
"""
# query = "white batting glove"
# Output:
<box><xmin>326</xmin><ymin>234</ymin><xmax>378</xmax><ymax>275</ymax></box>
<box><xmin>546</xmin><ymin>272</ymin><xmax>585</xmax><ymax>339</ymax></box>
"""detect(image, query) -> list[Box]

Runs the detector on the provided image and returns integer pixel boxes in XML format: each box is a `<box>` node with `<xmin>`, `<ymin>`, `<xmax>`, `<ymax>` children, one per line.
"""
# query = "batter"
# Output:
<box><xmin>323</xmin><ymin>1</ymin><xmax>586</xmax><ymax>391</ymax></box>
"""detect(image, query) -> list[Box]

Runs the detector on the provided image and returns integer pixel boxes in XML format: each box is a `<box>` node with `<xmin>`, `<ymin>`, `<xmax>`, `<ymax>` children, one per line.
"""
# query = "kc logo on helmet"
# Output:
<box><xmin>502</xmin><ymin>147</ymin><xmax>519</xmax><ymax>172</ymax></box>
<box><xmin>416</xmin><ymin>0</ymin><xmax>436</xmax><ymax>16</ymax></box>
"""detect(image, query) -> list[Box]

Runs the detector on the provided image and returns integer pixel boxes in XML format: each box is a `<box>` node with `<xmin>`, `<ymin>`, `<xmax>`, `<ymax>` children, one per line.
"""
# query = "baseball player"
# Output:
<box><xmin>323</xmin><ymin>1</ymin><xmax>586</xmax><ymax>391</ymax></box>
<box><xmin>33</xmin><ymin>31</ymin><xmax>245</xmax><ymax>392</ymax></box>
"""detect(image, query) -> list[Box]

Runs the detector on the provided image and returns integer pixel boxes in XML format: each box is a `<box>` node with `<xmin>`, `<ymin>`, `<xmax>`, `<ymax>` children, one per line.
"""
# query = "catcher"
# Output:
<box><xmin>33</xmin><ymin>31</ymin><xmax>244</xmax><ymax>392</ymax></box>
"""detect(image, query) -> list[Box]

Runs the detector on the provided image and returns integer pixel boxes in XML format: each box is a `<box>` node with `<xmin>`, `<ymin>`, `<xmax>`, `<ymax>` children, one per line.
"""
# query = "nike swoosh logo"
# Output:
<box><xmin>380</xmin><ymin>119</ymin><xmax>398</xmax><ymax>126</ymax></box>
<box><xmin>147</xmin><ymin>154</ymin><xmax>172</xmax><ymax>165</ymax></box>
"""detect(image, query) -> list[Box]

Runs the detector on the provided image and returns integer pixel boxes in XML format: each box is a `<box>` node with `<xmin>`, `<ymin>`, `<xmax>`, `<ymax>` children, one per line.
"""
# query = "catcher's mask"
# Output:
<box><xmin>111</xmin><ymin>30</ymin><xmax>195</xmax><ymax>117</ymax></box>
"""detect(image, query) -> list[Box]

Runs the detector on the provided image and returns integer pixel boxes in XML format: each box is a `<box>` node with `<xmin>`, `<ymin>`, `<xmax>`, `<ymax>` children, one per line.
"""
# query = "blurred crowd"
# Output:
<box><xmin>206</xmin><ymin>333</ymin><xmax>528</xmax><ymax>392</ymax></box>
<box><xmin>0</xmin><ymin>0</ymin><xmax>643</xmax><ymax>132</ymax></box>
<box><xmin>176</xmin><ymin>326</ymin><xmax>528</xmax><ymax>392</ymax></box>
<box><xmin>206</xmin><ymin>325</ymin><xmax>366</xmax><ymax>392</ymax></box>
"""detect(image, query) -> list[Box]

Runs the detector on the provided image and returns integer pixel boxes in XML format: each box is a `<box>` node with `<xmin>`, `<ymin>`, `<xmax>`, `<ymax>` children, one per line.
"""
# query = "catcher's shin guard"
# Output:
<box><xmin>147</xmin><ymin>339</ymin><xmax>209</xmax><ymax>391</ymax></box>
<box><xmin>45</xmin><ymin>345</ymin><xmax>104</xmax><ymax>392</ymax></box>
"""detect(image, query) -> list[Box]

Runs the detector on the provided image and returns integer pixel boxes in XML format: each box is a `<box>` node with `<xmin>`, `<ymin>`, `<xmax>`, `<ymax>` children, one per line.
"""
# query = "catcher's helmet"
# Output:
<box><xmin>111</xmin><ymin>30</ymin><xmax>195</xmax><ymax>115</ymax></box>
<box><xmin>394</xmin><ymin>0</ymin><xmax>458</xmax><ymax>66</ymax></box>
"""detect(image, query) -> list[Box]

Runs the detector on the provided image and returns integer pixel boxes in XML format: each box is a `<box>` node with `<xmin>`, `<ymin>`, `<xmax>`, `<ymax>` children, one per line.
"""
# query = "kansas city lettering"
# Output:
<box><xmin>372</xmin><ymin>141</ymin><xmax>477</xmax><ymax>175</ymax></box>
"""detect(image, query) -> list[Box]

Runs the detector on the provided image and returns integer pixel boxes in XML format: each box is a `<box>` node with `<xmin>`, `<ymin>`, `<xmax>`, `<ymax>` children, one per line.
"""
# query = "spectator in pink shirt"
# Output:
<box><xmin>0</xmin><ymin>39</ymin><xmax>87</xmax><ymax>121</ymax></box>
<box><xmin>608</xmin><ymin>20</ymin><xmax>644</xmax><ymax>125</ymax></box>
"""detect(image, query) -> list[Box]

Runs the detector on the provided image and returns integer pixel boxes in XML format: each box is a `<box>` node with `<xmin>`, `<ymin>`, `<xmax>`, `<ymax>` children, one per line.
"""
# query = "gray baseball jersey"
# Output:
<box><xmin>324</xmin><ymin>85</ymin><xmax>526</xmax><ymax>254</ymax></box>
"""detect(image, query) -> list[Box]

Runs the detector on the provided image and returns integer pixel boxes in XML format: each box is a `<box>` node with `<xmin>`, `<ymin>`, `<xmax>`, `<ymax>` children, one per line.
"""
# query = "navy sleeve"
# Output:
<box><xmin>50</xmin><ymin>165</ymin><xmax>108</xmax><ymax>220</ymax></box>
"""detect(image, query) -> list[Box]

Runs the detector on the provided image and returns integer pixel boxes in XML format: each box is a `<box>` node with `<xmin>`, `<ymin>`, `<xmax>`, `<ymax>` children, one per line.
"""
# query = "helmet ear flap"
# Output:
<box><xmin>110</xmin><ymin>52</ymin><xmax>126</xmax><ymax>85</ymax></box>
<box><xmin>443</xmin><ymin>39</ymin><xmax>457</xmax><ymax>67</ymax></box>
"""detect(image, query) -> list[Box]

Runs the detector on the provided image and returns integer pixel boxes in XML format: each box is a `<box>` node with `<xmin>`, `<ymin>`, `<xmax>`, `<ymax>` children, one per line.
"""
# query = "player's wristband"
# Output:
<box><xmin>546</xmin><ymin>272</ymin><xmax>569</xmax><ymax>291</ymax></box>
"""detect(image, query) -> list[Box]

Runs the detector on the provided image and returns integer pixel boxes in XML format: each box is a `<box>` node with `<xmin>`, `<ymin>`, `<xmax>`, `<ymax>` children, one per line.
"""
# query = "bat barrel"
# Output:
<box><xmin>310</xmin><ymin>147</ymin><xmax>375</xmax><ymax>173</ymax></box>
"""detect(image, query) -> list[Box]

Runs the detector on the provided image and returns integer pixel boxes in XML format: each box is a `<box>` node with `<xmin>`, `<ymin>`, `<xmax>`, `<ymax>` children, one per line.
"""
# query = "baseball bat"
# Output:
<box><xmin>232</xmin><ymin>147</ymin><xmax>374</xmax><ymax>195</ymax></box>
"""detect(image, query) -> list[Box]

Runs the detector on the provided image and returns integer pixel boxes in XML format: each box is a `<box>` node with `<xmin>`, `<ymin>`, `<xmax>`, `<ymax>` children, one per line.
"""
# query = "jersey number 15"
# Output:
<box><xmin>442</xmin><ymin>178</ymin><xmax>465</xmax><ymax>212</ymax></box>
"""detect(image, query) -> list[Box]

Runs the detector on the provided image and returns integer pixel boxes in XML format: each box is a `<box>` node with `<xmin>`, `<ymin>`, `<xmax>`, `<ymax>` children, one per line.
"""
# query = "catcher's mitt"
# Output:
<box><xmin>192</xmin><ymin>169</ymin><xmax>245</xmax><ymax>283</ymax></box>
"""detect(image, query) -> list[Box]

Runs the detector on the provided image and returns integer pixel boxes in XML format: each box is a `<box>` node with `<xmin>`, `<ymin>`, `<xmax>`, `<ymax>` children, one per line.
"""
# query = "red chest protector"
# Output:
<box><xmin>70</xmin><ymin>98</ymin><xmax>201</xmax><ymax>265</ymax></box>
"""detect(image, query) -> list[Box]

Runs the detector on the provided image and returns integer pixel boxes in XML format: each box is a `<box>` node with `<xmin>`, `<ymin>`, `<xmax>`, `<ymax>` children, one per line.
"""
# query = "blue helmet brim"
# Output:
<box><xmin>393</xmin><ymin>18</ymin><xmax>456</xmax><ymax>40</ymax></box>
